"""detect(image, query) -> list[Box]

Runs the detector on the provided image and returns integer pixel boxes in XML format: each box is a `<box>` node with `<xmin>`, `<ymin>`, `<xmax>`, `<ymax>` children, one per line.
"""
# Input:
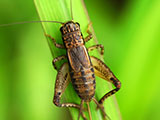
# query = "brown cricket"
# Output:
<box><xmin>45</xmin><ymin>20</ymin><xmax>121</xmax><ymax>119</ymax></box>
<box><xmin>43</xmin><ymin>0</ymin><xmax>121</xmax><ymax>120</ymax></box>
<box><xmin>0</xmin><ymin>0</ymin><xmax>121</xmax><ymax>119</ymax></box>
<box><xmin>46</xmin><ymin>21</ymin><xmax>121</xmax><ymax>120</ymax></box>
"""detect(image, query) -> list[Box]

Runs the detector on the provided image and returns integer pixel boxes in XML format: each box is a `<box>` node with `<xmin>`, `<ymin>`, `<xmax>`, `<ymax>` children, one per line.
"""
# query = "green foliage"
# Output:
<box><xmin>0</xmin><ymin>0</ymin><xmax>160</xmax><ymax>120</ymax></box>
<box><xmin>85</xmin><ymin>0</ymin><xmax>160</xmax><ymax>120</ymax></box>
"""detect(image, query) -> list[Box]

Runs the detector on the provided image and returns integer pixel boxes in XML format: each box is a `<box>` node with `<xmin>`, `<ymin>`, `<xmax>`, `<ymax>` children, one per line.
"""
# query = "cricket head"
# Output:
<box><xmin>60</xmin><ymin>21</ymin><xmax>84</xmax><ymax>49</ymax></box>
<box><xmin>60</xmin><ymin>21</ymin><xmax>80</xmax><ymax>35</ymax></box>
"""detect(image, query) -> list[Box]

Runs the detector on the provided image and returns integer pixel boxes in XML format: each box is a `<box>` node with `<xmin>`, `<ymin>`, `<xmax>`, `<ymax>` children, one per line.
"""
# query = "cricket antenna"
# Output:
<box><xmin>70</xmin><ymin>0</ymin><xmax>74</xmax><ymax>21</ymax></box>
<box><xmin>0</xmin><ymin>20</ymin><xmax>64</xmax><ymax>27</ymax></box>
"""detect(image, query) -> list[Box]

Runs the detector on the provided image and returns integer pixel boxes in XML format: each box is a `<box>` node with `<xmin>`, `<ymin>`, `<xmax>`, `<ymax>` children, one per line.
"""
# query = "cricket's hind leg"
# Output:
<box><xmin>92</xmin><ymin>97</ymin><xmax>109</xmax><ymax>120</ymax></box>
<box><xmin>90</xmin><ymin>56</ymin><xmax>121</xmax><ymax>120</ymax></box>
<box><xmin>90</xmin><ymin>56</ymin><xmax>121</xmax><ymax>105</ymax></box>
<box><xmin>53</xmin><ymin>63</ymin><xmax>87</xmax><ymax>120</ymax></box>
<box><xmin>53</xmin><ymin>62</ymin><xmax>79</xmax><ymax>108</ymax></box>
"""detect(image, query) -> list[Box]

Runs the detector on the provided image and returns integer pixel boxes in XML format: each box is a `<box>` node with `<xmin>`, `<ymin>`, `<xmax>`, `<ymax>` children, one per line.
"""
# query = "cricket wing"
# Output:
<box><xmin>67</xmin><ymin>46</ymin><xmax>91</xmax><ymax>72</ymax></box>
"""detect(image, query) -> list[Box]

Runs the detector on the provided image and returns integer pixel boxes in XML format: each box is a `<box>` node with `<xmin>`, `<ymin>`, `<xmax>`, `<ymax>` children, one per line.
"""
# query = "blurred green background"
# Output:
<box><xmin>0</xmin><ymin>0</ymin><xmax>160</xmax><ymax>120</ymax></box>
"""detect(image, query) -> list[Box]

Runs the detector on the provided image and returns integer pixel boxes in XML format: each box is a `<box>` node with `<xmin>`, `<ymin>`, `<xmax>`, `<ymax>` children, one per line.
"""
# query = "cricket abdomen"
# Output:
<box><xmin>67</xmin><ymin>45</ymin><xmax>96</xmax><ymax>102</ymax></box>
<box><xmin>70</xmin><ymin>67</ymin><xmax>96</xmax><ymax>102</ymax></box>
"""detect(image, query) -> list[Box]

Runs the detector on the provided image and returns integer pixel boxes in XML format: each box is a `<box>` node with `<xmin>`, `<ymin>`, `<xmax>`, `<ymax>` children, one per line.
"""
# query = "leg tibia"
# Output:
<box><xmin>45</xmin><ymin>33</ymin><xmax>65</xmax><ymax>48</ymax></box>
<box><xmin>52</xmin><ymin>55</ymin><xmax>66</xmax><ymax>70</ymax></box>
<box><xmin>88</xmin><ymin>44</ymin><xmax>104</xmax><ymax>55</ymax></box>
<box><xmin>84</xmin><ymin>23</ymin><xmax>93</xmax><ymax>42</ymax></box>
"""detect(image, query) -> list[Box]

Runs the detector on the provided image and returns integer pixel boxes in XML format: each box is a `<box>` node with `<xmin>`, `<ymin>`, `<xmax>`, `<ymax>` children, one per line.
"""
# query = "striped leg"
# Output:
<box><xmin>53</xmin><ymin>63</ymin><xmax>78</xmax><ymax>107</ymax></box>
<box><xmin>90</xmin><ymin>56</ymin><xmax>121</xmax><ymax>104</ymax></box>
<box><xmin>92</xmin><ymin>98</ymin><xmax>108</xmax><ymax>119</ymax></box>
<box><xmin>88</xmin><ymin>44</ymin><xmax>104</xmax><ymax>55</ymax></box>
<box><xmin>84</xmin><ymin>22</ymin><xmax>93</xmax><ymax>42</ymax></box>
<box><xmin>52</xmin><ymin>55</ymin><xmax>67</xmax><ymax>70</ymax></box>
<box><xmin>45</xmin><ymin>33</ymin><xmax>65</xmax><ymax>48</ymax></box>
<box><xmin>53</xmin><ymin>63</ymin><xmax>87</xmax><ymax>120</ymax></box>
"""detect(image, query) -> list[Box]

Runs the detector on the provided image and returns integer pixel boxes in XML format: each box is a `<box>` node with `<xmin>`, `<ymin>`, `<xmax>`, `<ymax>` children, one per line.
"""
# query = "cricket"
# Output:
<box><xmin>0</xmin><ymin>0</ymin><xmax>121</xmax><ymax>120</ymax></box>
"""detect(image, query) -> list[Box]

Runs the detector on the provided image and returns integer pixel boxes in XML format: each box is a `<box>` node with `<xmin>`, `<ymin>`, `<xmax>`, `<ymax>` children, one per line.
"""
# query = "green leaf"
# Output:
<box><xmin>33</xmin><ymin>0</ymin><xmax>121</xmax><ymax>120</ymax></box>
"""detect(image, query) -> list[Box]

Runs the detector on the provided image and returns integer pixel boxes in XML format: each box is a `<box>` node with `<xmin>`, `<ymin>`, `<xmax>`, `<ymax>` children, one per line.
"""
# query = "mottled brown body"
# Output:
<box><xmin>60</xmin><ymin>21</ymin><xmax>95</xmax><ymax>102</ymax></box>
<box><xmin>45</xmin><ymin>20</ymin><xmax>121</xmax><ymax>120</ymax></box>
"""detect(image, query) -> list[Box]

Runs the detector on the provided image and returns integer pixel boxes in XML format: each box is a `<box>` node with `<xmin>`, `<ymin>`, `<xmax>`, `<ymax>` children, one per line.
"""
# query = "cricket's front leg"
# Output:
<box><xmin>84</xmin><ymin>22</ymin><xmax>93</xmax><ymax>42</ymax></box>
<box><xmin>45</xmin><ymin>33</ymin><xmax>65</xmax><ymax>48</ymax></box>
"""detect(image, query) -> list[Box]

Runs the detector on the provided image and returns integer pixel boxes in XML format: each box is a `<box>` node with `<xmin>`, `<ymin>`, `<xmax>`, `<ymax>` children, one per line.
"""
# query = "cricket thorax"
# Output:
<box><xmin>60</xmin><ymin>21</ymin><xmax>84</xmax><ymax>48</ymax></box>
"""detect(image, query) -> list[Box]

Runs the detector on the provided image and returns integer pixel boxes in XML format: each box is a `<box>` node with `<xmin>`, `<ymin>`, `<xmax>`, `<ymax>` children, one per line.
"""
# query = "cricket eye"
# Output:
<box><xmin>75</xmin><ymin>22</ymin><xmax>80</xmax><ymax>27</ymax></box>
<box><xmin>74</xmin><ymin>23</ymin><xmax>80</xmax><ymax>30</ymax></box>
<box><xmin>60</xmin><ymin>27</ymin><xmax>63</xmax><ymax>32</ymax></box>
<box><xmin>110</xmin><ymin>77</ymin><xmax>114</xmax><ymax>80</ymax></box>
